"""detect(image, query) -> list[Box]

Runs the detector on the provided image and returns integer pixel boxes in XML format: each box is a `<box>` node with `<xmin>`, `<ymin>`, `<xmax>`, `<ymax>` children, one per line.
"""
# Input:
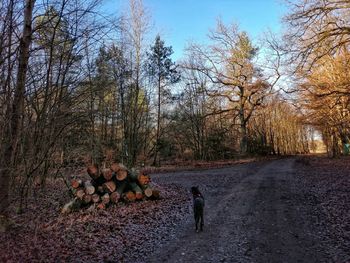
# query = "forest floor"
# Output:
<box><xmin>0</xmin><ymin>155</ymin><xmax>349</xmax><ymax>262</ymax></box>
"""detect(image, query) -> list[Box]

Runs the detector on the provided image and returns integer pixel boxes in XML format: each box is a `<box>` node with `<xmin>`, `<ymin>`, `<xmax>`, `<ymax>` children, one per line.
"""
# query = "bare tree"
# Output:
<box><xmin>284</xmin><ymin>0</ymin><xmax>350</xmax><ymax>70</ymax></box>
<box><xmin>119</xmin><ymin>0</ymin><xmax>150</xmax><ymax>166</ymax></box>
<box><xmin>0</xmin><ymin>0</ymin><xmax>35</xmax><ymax>230</ymax></box>
<box><xmin>185</xmin><ymin>19</ymin><xmax>279</xmax><ymax>154</ymax></box>
<box><xmin>284</xmin><ymin>0</ymin><xmax>350</xmax><ymax>156</ymax></box>
<box><xmin>296</xmin><ymin>52</ymin><xmax>350</xmax><ymax>156</ymax></box>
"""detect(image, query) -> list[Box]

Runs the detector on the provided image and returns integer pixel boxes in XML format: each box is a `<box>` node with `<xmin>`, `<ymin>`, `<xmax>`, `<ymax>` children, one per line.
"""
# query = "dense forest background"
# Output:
<box><xmin>0</xmin><ymin>0</ymin><xmax>349</xmax><ymax>219</ymax></box>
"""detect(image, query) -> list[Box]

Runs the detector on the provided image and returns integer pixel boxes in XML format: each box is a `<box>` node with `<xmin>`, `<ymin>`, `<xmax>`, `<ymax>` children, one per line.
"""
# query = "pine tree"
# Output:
<box><xmin>146</xmin><ymin>35</ymin><xmax>180</xmax><ymax>166</ymax></box>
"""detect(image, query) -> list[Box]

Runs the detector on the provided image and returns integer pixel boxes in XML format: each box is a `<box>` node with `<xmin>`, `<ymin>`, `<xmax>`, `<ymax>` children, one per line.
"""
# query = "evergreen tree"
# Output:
<box><xmin>146</xmin><ymin>34</ymin><xmax>180</xmax><ymax>165</ymax></box>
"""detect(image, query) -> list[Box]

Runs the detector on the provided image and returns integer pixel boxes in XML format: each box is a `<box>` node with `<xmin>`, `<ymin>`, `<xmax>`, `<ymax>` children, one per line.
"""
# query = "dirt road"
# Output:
<box><xmin>146</xmin><ymin>158</ymin><xmax>326</xmax><ymax>263</ymax></box>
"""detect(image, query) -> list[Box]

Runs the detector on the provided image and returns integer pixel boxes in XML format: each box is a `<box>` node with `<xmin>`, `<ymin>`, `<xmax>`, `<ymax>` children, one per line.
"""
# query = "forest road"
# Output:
<box><xmin>146</xmin><ymin>158</ymin><xmax>326</xmax><ymax>263</ymax></box>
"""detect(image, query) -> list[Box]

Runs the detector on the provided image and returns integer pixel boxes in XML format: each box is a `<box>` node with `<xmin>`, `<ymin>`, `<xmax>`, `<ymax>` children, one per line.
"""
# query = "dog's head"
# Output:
<box><xmin>191</xmin><ymin>186</ymin><xmax>201</xmax><ymax>196</ymax></box>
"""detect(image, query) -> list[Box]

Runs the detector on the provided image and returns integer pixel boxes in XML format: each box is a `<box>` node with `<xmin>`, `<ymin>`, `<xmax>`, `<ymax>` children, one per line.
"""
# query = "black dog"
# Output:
<box><xmin>191</xmin><ymin>186</ymin><xmax>204</xmax><ymax>232</ymax></box>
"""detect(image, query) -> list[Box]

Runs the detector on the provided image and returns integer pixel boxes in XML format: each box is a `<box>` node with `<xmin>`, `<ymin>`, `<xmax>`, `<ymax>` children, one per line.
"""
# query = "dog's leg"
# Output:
<box><xmin>200</xmin><ymin>212</ymin><xmax>204</xmax><ymax>231</ymax></box>
<box><xmin>195</xmin><ymin>214</ymin><xmax>200</xmax><ymax>232</ymax></box>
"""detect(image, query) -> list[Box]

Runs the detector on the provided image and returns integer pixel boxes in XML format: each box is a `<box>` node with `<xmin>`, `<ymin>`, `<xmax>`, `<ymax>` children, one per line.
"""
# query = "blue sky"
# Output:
<box><xmin>104</xmin><ymin>0</ymin><xmax>287</xmax><ymax>61</ymax></box>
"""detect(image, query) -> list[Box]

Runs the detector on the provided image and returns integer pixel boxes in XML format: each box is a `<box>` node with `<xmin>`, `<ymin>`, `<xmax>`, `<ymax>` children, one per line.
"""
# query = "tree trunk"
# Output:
<box><xmin>71</xmin><ymin>179</ymin><xmax>82</xmax><ymax>189</ymax></box>
<box><xmin>240</xmin><ymin>122</ymin><xmax>248</xmax><ymax>154</ymax></box>
<box><xmin>110</xmin><ymin>163</ymin><xmax>121</xmax><ymax>173</ymax></box>
<box><xmin>143</xmin><ymin>187</ymin><xmax>153</xmax><ymax>198</ymax></box>
<box><xmin>0</xmin><ymin>0</ymin><xmax>35</xmax><ymax>231</ymax></box>
<box><xmin>238</xmin><ymin>87</ymin><xmax>248</xmax><ymax>155</ymax></box>
<box><xmin>101</xmin><ymin>193</ymin><xmax>110</xmax><ymax>205</ymax></box>
<box><xmin>116</xmin><ymin>169</ymin><xmax>128</xmax><ymax>181</ymax></box>
<box><xmin>97</xmin><ymin>203</ymin><xmax>105</xmax><ymax>210</ymax></box>
<box><xmin>61</xmin><ymin>198</ymin><xmax>81</xmax><ymax>214</ymax></box>
<box><xmin>84</xmin><ymin>181</ymin><xmax>95</xmax><ymax>195</ymax></box>
<box><xmin>102</xmin><ymin>181</ymin><xmax>116</xmax><ymax>193</ymax></box>
<box><xmin>143</xmin><ymin>186</ymin><xmax>160</xmax><ymax>199</ymax></box>
<box><xmin>101</xmin><ymin>168</ymin><xmax>113</xmax><ymax>181</ymax></box>
<box><xmin>83</xmin><ymin>194</ymin><xmax>92</xmax><ymax>205</ymax></box>
<box><xmin>75</xmin><ymin>189</ymin><xmax>85</xmax><ymax>200</ymax></box>
<box><xmin>110</xmin><ymin>192</ymin><xmax>120</xmax><ymax>203</ymax></box>
<box><xmin>130</xmin><ymin>182</ymin><xmax>143</xmax><ymax>200</ymax></box>
<box><xmin>116</xmin><ymin>180</ymin><xmax>127</xmax><ymax>194</ymax></box>
<box><xmin>153</xmin><ymin>76</ymin><xmax>162</xmax><ymax>166</ymax></box>
<box><xmin>87</xmin><ymin>165</ymin><xmax>99</xmax><ymax>180</ymax></box>
<box><xmin>124</xmin><ymin>191</ymin><xmax>136</xmax><ymax>202</ymax></box>
<box><xmin>97</xmin><ymin>185</ymin><xmax>104</xmax><ymax>194</ymax></box>
<box><xmin>138</xmin><ymin>174</ymin><xmax>150</xmax><ymax>186</ymax></box>
<box><xmin>91</xmin><ymin>194</ymin><xmax>100</xmax><ymax>203</ymax></box>
<box><xmin>128</xmin><ymin>169</ymin><xmax>139</xmax><ymax>182</ymax></box>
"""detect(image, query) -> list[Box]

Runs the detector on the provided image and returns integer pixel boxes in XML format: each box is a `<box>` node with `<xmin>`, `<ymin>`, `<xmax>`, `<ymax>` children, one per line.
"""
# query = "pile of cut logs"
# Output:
<box><xmin>62</xmin><ymin>163</ymin><xmax>159</xmax><ymax>213</ymax></box>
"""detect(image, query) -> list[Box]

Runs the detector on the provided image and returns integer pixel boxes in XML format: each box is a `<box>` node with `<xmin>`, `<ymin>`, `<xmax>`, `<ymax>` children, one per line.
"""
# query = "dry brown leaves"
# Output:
<box><xmin>0</xmin><ymin>178</ymin><xmax>190</xmax><ymax>262</ymax></box>
<box><xmin>295</xmin><ymin>155</ymin><xmax>350</xmax><ymax>260</ymax></box>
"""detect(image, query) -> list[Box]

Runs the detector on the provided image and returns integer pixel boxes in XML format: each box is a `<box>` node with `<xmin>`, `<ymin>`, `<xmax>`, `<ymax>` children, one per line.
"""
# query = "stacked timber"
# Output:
<box><xmin>63</xmin><ymin>163</ymin><xmax>160</xmax><ymax>213</ymax></box>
